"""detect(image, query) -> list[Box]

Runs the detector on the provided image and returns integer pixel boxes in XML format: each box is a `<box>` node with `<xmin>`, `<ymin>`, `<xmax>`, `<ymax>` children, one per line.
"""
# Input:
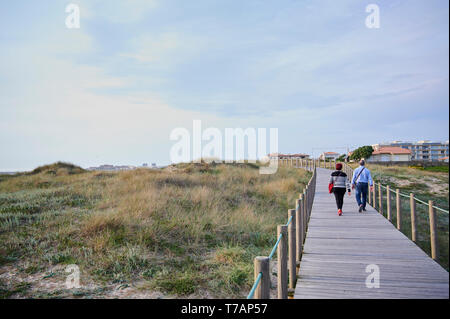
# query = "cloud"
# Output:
<box><xmin>117</xmin><ymin>31</ymin><xmax>206</xmax><ymax>69</ymax></box>
<box><xmin>0</xmin><ymin>0</ymin><xmax>448</xmax><ymax>170</ymax></box>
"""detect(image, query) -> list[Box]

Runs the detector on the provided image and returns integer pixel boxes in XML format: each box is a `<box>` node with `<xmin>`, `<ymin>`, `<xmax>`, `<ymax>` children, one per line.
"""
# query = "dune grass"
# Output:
<box><xmin>0</xmin><ymin>162</ymin><xmax>311</xmax><ymax>298</ymax></box>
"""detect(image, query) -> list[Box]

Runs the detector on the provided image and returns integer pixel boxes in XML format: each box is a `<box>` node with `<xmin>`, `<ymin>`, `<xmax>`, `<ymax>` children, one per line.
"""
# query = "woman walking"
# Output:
<box><xmin>329</xmin><ymin>163</ymin><xmax>351</xmax><ymax>216</ymax></box>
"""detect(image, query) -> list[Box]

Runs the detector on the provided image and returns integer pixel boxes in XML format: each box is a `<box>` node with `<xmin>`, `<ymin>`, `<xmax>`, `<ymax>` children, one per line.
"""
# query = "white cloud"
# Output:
<box><xmin>118</xmin><ymin>31</ymin><xmax>206</xmax><ymax>72</ymax></box>
<box><xmin>120</xmin><ymin>32</ymin><xmax>180</xmax><ymax>63</ymax></box>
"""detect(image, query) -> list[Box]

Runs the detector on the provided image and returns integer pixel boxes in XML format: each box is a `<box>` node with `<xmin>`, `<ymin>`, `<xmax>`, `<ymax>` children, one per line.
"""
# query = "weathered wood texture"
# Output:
<box><xmin>294</xmin><ymin>168</ymin><xmax>449</xmax><ymax>299</ymax></box>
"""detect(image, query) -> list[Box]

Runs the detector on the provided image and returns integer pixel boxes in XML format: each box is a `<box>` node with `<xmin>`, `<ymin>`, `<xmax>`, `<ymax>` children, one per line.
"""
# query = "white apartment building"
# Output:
<box><xmin>372</xmin><ymin>140</ymin><xmax>449</xmax><ymax>162</ymax></box>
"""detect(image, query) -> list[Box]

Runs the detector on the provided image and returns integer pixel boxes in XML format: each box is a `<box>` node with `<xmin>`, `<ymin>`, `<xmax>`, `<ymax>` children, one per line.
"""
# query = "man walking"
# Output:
<box><xmin>352</xmin><ymin>159</ymin><xmax>374</xmax><ymax>213</ymax></box>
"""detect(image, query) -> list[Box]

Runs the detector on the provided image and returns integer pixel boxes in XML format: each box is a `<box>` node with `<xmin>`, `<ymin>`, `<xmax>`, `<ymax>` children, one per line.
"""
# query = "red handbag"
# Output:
<box><xmin>328</xmin><ymin>183</ymin><xmax>333</xmax><ymax>193</ymax></box>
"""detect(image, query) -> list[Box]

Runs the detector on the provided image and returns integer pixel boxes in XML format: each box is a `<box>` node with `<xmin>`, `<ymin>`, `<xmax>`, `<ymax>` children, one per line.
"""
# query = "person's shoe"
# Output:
<box><xmin>358</xmin><ymin>205</ymin><xmax>363</xmax><ymax>213</ymax></box>
<box><xmin>338</xmin><ymin>209</ymin><xmax>343</xmax><ymax>216</ymax></box>
<box><xmin>362</xmin><ymin>207</ymin><xmax>367</xmax><ymax>212</ymax></box>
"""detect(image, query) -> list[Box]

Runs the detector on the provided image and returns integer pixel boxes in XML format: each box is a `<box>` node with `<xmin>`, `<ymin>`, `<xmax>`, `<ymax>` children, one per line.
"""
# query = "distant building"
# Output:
<box><xmin>438</xmin><ymin>156</ymin><xmax>449</xmax><ymax>163</ymax></box>
<box><xmin>142</xmin><ymin>163</ymin><xmax>148</xmax><ymax>167</ymax></box>
<box><xmin>372</xmin><ymin>140</ymin><xmax>449</xmax><ymax>162</ymax></box>
<box><xmin>268</xmin><ymin>153</ymin><xmax>310</xmax><ymax>160</ymax></box>
<box><xmin>319</xmin><ymin>152</ymin><xmax>340</xmax><ymax>161</ymax></box>
<box><xmin>367</xmin><ymin>146</ymin><xmax>411</xmax><ymax>162</ymax></box>
<box><xmin>87</xmin><ymin>164</ymin><xmax>137</xmax><ymax>171</ymax></box>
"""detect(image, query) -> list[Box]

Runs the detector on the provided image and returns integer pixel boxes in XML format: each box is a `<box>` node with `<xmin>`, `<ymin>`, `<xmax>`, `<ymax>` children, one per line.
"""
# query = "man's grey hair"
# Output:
<box><xmin>359</xmin><ymin>159</ymin><xmax>365</xmax><ymax>166</ymax></box>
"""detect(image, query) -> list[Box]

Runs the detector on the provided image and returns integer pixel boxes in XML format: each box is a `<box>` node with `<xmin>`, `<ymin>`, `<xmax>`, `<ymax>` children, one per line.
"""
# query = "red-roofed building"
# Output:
<box><xmin>368</xmin><ymin>146</ymin><xmax>411</xmax><ymax>162</ymax></box>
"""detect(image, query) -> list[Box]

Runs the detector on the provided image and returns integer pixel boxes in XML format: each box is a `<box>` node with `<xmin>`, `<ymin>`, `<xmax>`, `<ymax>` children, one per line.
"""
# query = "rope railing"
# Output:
<box><xmin>341</xmin><ymin>161</ymin><xmax>448</xmax><ymax>264</ymax></box>
<box><xmin>247</xmin><ymin>272</ymin><xmax>262</xmax><ymax>299</ymax></box>
<box><xmin>247</xmin><ymin>159</ymin><xmax>317</xmax><ymax>299</ymax></box>
<box><xmin>379</xmin><ymin>183</ymin><xmax>448</xmax><ymax>214</ymax></box>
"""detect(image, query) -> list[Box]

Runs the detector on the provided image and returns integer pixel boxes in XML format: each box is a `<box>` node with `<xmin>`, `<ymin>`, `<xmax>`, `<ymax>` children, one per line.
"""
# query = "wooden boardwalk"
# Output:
<box><xmin>294</xmin><ymin>168</ymin><xmax>449</xmax><ymax>299</ymax></box>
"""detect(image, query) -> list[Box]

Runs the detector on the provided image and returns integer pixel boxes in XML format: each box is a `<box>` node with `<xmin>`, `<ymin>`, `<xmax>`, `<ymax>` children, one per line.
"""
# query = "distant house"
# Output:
<box><xmin>268</xmin><ymin>153</ymin><xmax>310</xmax><ymax>160</ymax></box>
<box><xmin>438</xmin><ymin>156</ymin><xmax>449</xmax><ymax>163</ymax></box>
<box><xmin>367</xmin><ymin>147</ymin><xmax>411</xmax><ymax>162</ymax></box>
<box><xmin>88</xmin><ymin>164</ymin><xmax>137</xmax><ymax>171</ymax></box>
<box><xmin>319</xmin><ymin>152</ymin><xmax>340</xmax><ymax>161</ymax></box>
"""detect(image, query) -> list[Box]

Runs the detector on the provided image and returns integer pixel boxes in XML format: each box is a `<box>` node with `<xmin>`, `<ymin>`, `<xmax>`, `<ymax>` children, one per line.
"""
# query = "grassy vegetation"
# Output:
<box><xmin>0</xmin><ymin>162</ymin><xmax>311</xmax><ymax>298</ymax></box>
<box><xmin>349</xmin><ymin>163</ymin><xmax>449</xmax><ymax>270</ymax></box>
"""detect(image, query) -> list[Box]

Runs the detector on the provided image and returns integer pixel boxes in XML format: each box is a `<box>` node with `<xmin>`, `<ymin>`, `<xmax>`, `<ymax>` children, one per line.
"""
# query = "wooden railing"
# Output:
<box><xmin>341</xmin><ymin>161</ymin><xmax>448</xmax><ymax>266</ymax></box>
<box><xmin>247</xmin><ymin>159</ymin><xmax>317</xmax><ymax>299</ymax></box>
<box><xmin>278</xmin><ymin>157</ymin><xmax>339</xmax><ymax>171</ymax></box>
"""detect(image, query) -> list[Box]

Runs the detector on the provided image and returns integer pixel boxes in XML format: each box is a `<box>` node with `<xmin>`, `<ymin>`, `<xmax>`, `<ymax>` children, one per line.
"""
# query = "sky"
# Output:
<box><xmin>0</xmin><ymin>0</ymin><xmax>449</xmax><ymax>171</ymax></box>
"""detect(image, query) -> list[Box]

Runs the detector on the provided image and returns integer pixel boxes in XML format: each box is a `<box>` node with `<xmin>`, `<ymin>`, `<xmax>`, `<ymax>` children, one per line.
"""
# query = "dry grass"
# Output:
<box><xmin>0</xmin><ymin>162</ymin><xmax>311</xmax><ymax>298</ymax></box>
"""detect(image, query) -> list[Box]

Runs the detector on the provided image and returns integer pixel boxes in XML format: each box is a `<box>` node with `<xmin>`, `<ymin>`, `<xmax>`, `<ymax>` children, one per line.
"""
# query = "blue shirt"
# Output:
<box><xmin>352</xmin><ymin>166</ymin><xmax>373</xmax><ymax>186</ymax></box>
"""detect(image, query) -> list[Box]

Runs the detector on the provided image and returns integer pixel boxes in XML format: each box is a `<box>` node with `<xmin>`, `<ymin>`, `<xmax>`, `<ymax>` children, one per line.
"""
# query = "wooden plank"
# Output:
<box><xmin>294</xmin><ymin>167</ymin><xmax>449</xmax><ymax>299</ymax></box>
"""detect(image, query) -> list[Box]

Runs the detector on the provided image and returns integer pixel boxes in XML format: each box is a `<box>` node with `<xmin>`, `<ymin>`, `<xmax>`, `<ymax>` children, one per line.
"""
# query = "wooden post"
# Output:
<box><xmin>410</xmin><ymin>194</ymin><xmax>417</xmax><ymax>242</ymax></box>
<box><xmin>428</xmin><ymin>201</ymin><xmax>438</xmax><ymax>261</ymax></box>
<box><xmin>277</xmin><ymin>225</ymin><xmax>288</xmax><ymax>299</ymax></box>
<box><xmin>386</xmin><ymin>185</ymin><xmax>391</xmax><ymax>221</ymax></box>
<box><xmin>305</xmin><ymin>186</ymin><xmax>309</xmax><ymax>219</ymax></box>
<box><xmin>378</xmin><ymin>183</ymin><xmax>383</xmax><ymax>214</ymax></box>
<box><xmin>368</xmin><ymin>182</ymin><xmax>372</xmax><ymax>205</ymax></box>
<box><xmin>254</xmin><ymin>257</ymin><xmax>270</xmax><ymax>299</ymax></box>
<box><xmin>396</xmin><ymin>189</ymin><xmax>401</xmax><ymax>230</ymax></box>
<box><xmin>308</xmin><ymin>185</ymin><xmax>312</xmax><ymax>217</ymax></box>
<box><xmin>296</xmin><ymin>198</ymin><xmax>303</xmax><ymax>262</ymax></box>
<box><xmin>373</xmin><ymin>182</ymin><xmax>376</xmax><ymax>210</ymax></box>
<box><xmin>288</xmin><ymin>209</ymin><xmax>296</xmax><ymax>289</ymax></box>
<box><xmin>302</xmin><ymin>190</ymin><xmax>307</xmax><ymax>237</ymax></box>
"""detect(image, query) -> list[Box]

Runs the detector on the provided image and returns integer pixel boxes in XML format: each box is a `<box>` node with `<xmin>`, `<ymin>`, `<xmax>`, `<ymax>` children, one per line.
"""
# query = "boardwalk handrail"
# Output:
<box><xmin>378</xmin><ymin>184</ymin><xmax>449</xmax><ymax>214</ymax></box>
<box><xmin>342</xmin><ymin>161</ymin><xmax>448</xmax><ymax>213</ymax></box>
<box><xmin>341</xmin><ymin>161</ymin><xmax>448</xmax><ymax>266</ymax></box>
<box><xmin>294</xmin><ymin>167</ymin><xmax>449</xmax><ymax>299</ymax></box>
<box><xmin>247</xmin><ymin>159</ymin><xmax>317</xmax><ymax>299</ymax></box>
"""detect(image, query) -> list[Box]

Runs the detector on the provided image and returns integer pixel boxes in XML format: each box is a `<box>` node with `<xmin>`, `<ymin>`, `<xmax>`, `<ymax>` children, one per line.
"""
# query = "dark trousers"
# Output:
<box><xmin>355</xmin><ymin>182</ymin><xmax>368</xmax><ymax>208</ymax></box>
<box><xmin>333</xmin><ymin>187</ymin><xmax>347</xmax><ymax>210</ymax></box>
